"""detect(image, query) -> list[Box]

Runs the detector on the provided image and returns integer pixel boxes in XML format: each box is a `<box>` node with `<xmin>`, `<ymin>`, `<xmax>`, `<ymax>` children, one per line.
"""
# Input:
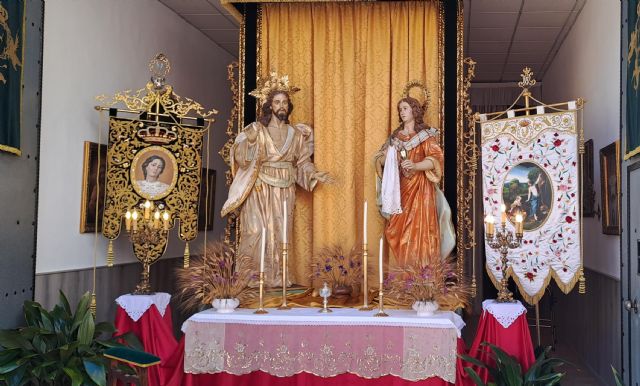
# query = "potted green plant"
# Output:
<box><xmin>460</xmin><ymin>343</ymin><xmax>566</xmax><ymax>386</ymax></box>
<box><xmin>0</xmin><ymin>291</ymin><xmax>140</xmax><ymax>386</ymax></box>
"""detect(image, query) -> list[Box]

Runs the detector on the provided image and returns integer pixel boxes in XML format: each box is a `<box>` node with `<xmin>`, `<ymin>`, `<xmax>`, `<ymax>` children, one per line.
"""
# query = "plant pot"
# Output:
<box><xmin>332</xmin><ymin>284</ymin><xmax>353</xmax><ymax>299</ymax></box>
<box><xmin>412</xmin><ymin>300</ymin><xmax>439</xmax><ymax>317</ymax></box>
<box><xmin>212</xmin><ymin>298</ymin><xmax>240</xmax><ymax>313</ymax></box>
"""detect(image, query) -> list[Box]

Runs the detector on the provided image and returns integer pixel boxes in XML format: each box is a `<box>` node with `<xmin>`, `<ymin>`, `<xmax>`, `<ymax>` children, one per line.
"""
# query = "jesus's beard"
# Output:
<box><xmin>276</xmin><ymin>110</ymin><xmax>288</xmax><ymax>121</ymax></box>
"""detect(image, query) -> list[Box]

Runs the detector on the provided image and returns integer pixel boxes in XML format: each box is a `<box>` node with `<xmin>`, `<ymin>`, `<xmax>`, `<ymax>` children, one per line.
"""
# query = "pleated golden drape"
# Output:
<box><xmin>259</xmin><ymin>1</ymin><xmax>443</xmax><ymax>285</ymax></box>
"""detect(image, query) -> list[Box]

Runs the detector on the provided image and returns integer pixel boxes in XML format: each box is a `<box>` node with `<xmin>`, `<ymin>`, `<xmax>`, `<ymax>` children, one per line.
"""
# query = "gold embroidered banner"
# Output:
<box><xmin>0</xmin><ymin>0</ymin><xmax>24</xmax><ymax>156</ymax></box>
<box><xmin>480</xmin><ymin>111</ymin><xmax>582</xmax><ymax>304</ymax></box>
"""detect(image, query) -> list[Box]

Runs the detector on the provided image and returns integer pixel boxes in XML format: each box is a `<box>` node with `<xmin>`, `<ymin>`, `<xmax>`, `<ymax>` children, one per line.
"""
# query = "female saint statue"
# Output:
<box><xmin>375</xmin><ymin>96</ymin><xmax>455</xmax><ymax>267</ymax></box>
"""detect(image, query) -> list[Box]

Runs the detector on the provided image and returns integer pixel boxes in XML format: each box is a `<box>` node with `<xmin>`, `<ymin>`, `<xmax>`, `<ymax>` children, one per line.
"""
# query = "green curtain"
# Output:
<box><xmin>627</xmin><ymin>0</ymin><xmax>640</xmax><ymax>158</ymax></box>
<box><xmin>0</xmin><ymin>0</ymin><xmax>24</xmax><ymax>156</ymax></box>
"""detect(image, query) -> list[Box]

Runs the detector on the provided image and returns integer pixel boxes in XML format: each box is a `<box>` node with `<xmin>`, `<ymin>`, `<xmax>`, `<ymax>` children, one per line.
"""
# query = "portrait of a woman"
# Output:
<box><xmin>136</xmin><ymin>155</ymin><xmax>170</xmax><ymax>196</ymax></box>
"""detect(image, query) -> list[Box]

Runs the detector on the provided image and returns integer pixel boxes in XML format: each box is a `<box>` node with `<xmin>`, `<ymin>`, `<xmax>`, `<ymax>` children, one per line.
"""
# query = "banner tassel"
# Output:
<box><xmin>184</xmin><ymin>242</ymin><xmax>190</xmax><ymax>268</ymax></box>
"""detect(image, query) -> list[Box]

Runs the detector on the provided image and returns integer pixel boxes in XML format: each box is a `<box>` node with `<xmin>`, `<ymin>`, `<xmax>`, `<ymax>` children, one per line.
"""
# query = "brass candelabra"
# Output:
<box><xmin>125</xmin><ymin>200</ymin><xmax>171</xmax><ymax>294</ymax></box>
<box><xmin>485</xmin><ymin>217</ymin><xmax>523</xmax><ymax>303</ymax></box>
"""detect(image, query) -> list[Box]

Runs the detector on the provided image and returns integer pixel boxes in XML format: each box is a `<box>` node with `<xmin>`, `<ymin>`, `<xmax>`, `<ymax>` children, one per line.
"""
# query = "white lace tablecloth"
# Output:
<box><xmin>182</xmin><ymin>308</ymin><xmax>464</xmax><ymax>382</ymax></box>
<box><xmin>482</xmin><ymin>299</ymin><xmax>527</xmax><ymax>328</ymax></box>
<box><xmin>115</xmin><ymin>292</ymin><xmax>171</xmax><ymax>322</ymax></box>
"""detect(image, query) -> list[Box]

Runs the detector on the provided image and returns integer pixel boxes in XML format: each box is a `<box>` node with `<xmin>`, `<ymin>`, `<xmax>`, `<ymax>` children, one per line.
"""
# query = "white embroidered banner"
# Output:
<box><xmin>480</xmin><ymin>111</ymin><xmax>581</xmax><ymax>304</ymax></box>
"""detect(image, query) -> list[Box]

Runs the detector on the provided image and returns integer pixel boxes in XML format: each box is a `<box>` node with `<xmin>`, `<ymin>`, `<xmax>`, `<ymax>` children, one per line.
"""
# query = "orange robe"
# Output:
<box><xmin>384</xmin><ymin>131</ymin><xmax>444</xmax><ymax>267</ymax></box>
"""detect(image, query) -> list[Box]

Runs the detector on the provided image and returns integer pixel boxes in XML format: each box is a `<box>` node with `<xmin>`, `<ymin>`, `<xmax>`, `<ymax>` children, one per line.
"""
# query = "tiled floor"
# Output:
<box><xmin>554</xmin><ymin>344</ymin><xmax>603</xmax><ymax>386</ymax></box>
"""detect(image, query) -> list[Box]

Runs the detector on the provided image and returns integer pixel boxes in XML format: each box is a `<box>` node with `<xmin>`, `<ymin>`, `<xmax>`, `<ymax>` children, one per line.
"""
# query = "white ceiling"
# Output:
<box><xmin>464</xmin><ymin>0</ymin><xmax>586</xmax><ymax>83</ymax></box>
<box><xmin>158</xmin><ymin>0</ymin><xmax>586</xmax><ymax>83</ymax></box>
<box><xmin>159</xmin><ymin>0</ymin><xmax>240</xmax><ymax>58</ymax></box>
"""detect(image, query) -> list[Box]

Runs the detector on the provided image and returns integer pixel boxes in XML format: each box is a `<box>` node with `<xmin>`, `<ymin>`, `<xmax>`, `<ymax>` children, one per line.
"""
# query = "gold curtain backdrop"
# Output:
<box><xmin>259</xmin><ymin>1</ymin><xmax>443</xmax><ymax>285</ymax></box>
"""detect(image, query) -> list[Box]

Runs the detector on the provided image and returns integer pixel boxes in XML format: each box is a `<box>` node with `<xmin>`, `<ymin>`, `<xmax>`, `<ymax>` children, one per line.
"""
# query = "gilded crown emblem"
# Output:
<box><xmin>249</xmin><ymin>71</ymin><xmax>301</xmax><ymax>104</ymax></box>
<box><xmin>136</xmin><ymin>121</ymin><xmax>179</xmax><ymax>144</ymax></box>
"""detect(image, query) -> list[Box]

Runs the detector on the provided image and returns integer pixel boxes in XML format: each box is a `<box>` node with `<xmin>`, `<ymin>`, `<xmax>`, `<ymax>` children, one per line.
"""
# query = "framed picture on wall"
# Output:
<box><xmin>198</xmin><ymin>168</ymin><xmax>216</xmax><ymax>231</ymax></box>
<box><xmin>582</xmin><ymin>139</ymin><xmax>596</xmax><ymax>217</ymax></box>
<box><xmin>600</xmin><ymin>141</ymin><xmax>621</xmax><ymax>235</ymax></box>
<box><xmin>80</xmin><ymin>141</ymin><xmax>107</xmax><ymax>233</ymax></box>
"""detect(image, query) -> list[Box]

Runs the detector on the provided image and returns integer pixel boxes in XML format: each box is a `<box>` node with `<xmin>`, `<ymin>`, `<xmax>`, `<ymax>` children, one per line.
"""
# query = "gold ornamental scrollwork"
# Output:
<box><xmin>96</xmin><ymin>54</ymin><xmax>217</xmax><ymax>292</ymax></box>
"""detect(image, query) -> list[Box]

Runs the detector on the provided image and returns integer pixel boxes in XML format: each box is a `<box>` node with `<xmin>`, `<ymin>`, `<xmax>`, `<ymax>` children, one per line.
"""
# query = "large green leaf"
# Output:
<box><xmin>612</xmin><ymin>365</ymin><xmax>625</xmax><ymax>386</ymax></box>
<box><xmin>77</xmin><ymin>312</ymin><xmax>95</xmax><ymax>346</ymax></box>
<box><xmin>459</xmin><ymin>354</ymin><xmax>488</xmax><ymax>369</ymax></box>
<box><xmin>5</xmin><ymin>365</ymin><xmax>26</xmax><ymax>386</ymax></box>
<box><xmin>63</xmin><ymin>367</ymin><xmax>83</xmax><ymax>386</ymax></box>
<box><xmin>94</xmin><ymin>322</ymin><xmax>116</xmax><ymax>336</ymax></box>
<box><xmin>0</xmin><ymin>362</ymin><xmax>20</xmax><ymax>374</ymax></box>
<box><xmin>72</xmin><ymin>293</ymin><xmax>91</xmax><ymax>332</ymax></box>
<box><xmin>464</xmin><ymin>367</ymin><xmax>487</xmax><ymax>386</ymax></box>
<box><xmin>83</xmin><ymin>358</ymin><xmax>107</xmax><ymax>386</ymax></box>
<box><xmin>0</xmin><ymin>331</ymin><xmax>33</xmax><ymax>350</ymax></box>
<box><xmin>0</xmin><ymin>349</ymin><xmax>20</xmax><ymax>365</ymax></box>
<box><xmin>58</xmin><ymin>290</ymin><xmax>72</xmax><ymax>316</ymax></box>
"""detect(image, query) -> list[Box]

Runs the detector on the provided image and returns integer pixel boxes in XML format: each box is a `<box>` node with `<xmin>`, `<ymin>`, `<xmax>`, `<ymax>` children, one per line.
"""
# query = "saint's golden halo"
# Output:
<box><xmin>401</xmin><ymin>80</ymin><xmax>430</xmax><ymax>111</ymax></box>
<box><xmin>249</xmin><ymin>71</ymin><xmax>301</xmax><ymax>104</ymax></box>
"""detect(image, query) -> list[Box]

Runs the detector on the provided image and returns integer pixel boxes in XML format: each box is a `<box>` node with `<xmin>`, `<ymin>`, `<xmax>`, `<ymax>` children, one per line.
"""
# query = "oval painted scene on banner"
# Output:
<box><xmin>502</xmin><ymin>162</ymin><xmax>553</xmax><ymax>231</ymax></box>
<box><xmin>130</xmin><ymin>146</ymin><xmax>179</xmax><ymax>200</ymax></box>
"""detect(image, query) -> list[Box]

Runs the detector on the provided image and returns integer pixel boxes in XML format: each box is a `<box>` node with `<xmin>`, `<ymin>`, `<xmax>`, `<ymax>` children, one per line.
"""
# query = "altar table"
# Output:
<box><xmin>162</xmin><ymin>307</ymin><xmax>466</xmax><ymax>386</ymax></box>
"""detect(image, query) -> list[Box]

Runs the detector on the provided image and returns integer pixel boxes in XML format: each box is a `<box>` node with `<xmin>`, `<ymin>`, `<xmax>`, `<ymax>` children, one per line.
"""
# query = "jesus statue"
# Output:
<box><xmin>222</xmin><ymin>73</ymin><xmax>331</xmax><ymax>287</ymax></box>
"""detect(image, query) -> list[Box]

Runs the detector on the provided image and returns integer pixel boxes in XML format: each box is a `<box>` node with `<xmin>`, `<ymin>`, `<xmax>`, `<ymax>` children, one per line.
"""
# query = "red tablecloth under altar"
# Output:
<box><xmin>114</xmin><ymin>304</ymin><xmax>178</xmax><ymax>386</ymax></box>
<box><xmin>162</xmin><ymin>336</ymin><xmax>470</xmax><ymax>386</ymax></box>
<box><xmin>461</xmin><ymin>301</ymin><xmax>535</xmax><ymax>384</ymax></box>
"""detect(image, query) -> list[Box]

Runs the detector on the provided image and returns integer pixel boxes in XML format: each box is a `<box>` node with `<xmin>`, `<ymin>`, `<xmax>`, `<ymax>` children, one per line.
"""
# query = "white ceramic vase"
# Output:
<box><xmin>412</xmin><ymin>300</ymin><xmax>439</xmax><ymax>317</ymax></box>
<box><xmin>212</xmin><ymin>298</ymin><xmax>240</xmax><ymax>313</ymax></box>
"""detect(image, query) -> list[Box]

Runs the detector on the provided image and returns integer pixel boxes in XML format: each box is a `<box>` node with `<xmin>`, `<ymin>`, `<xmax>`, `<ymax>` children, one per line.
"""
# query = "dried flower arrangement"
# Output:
<box><xmin>175</xmin><ymin>241</ymin><xmax>257</xmax><ymax>312</ymax></box>
<box><xmin>310</xmin><ymin>245</ymin><xmax>365</xmax><ymax>290</ymax></box>
<box><xmin>384</xmin><ymin>256</ymin><xmax>470</xmax><ymax>309</ymax></box>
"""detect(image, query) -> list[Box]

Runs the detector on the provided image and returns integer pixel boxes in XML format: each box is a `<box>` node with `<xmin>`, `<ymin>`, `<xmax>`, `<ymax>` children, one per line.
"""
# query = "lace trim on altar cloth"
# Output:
<box><xmin>183</xmin><ymin>318</ymin><xmax>458</xmax><ymax>382</ymax></box>
<box><xmin>115</xmin><ymin>292</ymin><xmax>171</xmax><ymax>322</ymax></box>
<box><xmin>482</xmin><ymin>299</ymin><xmax>527</xmax><ymax>328</ymax></box>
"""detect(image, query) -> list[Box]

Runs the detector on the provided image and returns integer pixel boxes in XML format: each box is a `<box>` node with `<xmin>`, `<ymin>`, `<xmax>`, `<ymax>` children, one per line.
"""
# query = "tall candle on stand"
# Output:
<box><xmin>363</xmin><ymin>201</ymin><xmax>368</xmax><ymax>245</ymax></box>
<box><xmin>378</xmin><ymin>237</ymin><xmax>383</xmax><ymax>282</ymax></box>
<box><xmin>283</xmin><ymin>200</ymin><xmax>287</xmax><ymax>244</ymax></box>
<box><xmin>500</xmin><ymin>204</ymin><xmax>507</xmax><ymax>224</ymax></box>
<box><xmin>260</xmin><ymin>227</ymin><xmax>266</xmax><ymax>272</ymax></box>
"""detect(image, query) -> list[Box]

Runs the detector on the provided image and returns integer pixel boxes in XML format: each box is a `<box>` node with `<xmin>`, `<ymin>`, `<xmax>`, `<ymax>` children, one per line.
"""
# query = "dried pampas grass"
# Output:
<box><xmin>175</xmin><ymin>241</ymin><xmax>257</xmax><ymax>312</ymax></box>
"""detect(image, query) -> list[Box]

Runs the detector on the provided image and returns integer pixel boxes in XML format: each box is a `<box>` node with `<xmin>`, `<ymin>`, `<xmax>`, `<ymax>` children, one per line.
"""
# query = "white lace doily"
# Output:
<box><xmin>115</xmin><ymin>292</ymin><xmax>171</xmax><ymax>322</ymax></box>
<box><xmin>482</xmin><ymin>299</ymin><xmax>527</xmax><ymax>328</ymax></box>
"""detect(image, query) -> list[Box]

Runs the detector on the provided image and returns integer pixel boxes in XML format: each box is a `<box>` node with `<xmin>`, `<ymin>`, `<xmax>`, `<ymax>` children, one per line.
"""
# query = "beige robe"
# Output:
<box><xmin>222</xmin><ymin>122</ymin><xmax>319</xmax><ymax>286</ymax></box>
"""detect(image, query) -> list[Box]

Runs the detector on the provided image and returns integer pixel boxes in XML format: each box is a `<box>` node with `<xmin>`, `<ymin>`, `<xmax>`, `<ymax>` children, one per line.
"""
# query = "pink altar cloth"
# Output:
<box><xmin>174</xmin><ymin>308</ymin><xmax>465</xmax><ymax>384</ymax></box>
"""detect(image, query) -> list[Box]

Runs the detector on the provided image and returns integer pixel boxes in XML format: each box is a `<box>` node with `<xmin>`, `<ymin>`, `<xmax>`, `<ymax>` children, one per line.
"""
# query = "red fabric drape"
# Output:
<box><xmin>114</xmin><ymin>305</ymin><xmax>178</xmax><ymax>386</ymax></box>
<box><xmin>461</xmin><ymin>312</ymin><xmax>535</xmax><ymax>384</ymax></box>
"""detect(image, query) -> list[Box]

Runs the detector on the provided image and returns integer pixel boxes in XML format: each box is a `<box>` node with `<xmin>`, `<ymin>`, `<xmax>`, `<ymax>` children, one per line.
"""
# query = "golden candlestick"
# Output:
<box><xmin>254</xmin><ymin>271</ymin><xmax>268</xmax><ymax>314</ymax></box>
<box><xmin>278</xmin><ymin>242</ymin><xmax>291</xmax><ymax>310</ymax></box>
<box><xmin>374</xmin><ymin>285</ymin><xmax>389</xmax><ymax>317</ymax></box>
<box><xmin>486</xmin><ymin>222</ymin><xmax>522</xmax><ymax>302</ymax></box>
<box><xmin>359</xmin><ymin>244</ymin><xmax>374</xmax><ymax>311</ymax></box>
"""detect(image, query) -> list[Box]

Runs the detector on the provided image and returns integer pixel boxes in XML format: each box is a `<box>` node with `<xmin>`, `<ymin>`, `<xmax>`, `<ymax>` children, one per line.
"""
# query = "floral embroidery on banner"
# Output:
<box><xmin>481</xmin><ymin>111</ymin><xmax>581</xmax><ymax>303</ymax></box>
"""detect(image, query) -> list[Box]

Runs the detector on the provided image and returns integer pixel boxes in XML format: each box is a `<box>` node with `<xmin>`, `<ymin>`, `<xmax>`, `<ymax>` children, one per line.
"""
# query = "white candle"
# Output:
<box><xmin>378</xmin><ymin>237</ymin><xmax>383</xmax><ymax>283</ymax></box>
<box><xmin>363</xmin><ymin>200</ymin><xmax>368</xmax><ymax>245</ymax></box>
<box><xmin>283</xmin><ymin>200</ymin><xmax>288</xmax><ymax>244</ymax></box>
<box><xmin>260</xmin><ymin>227</ymin><xmax>266</xmax><ymax>272</ymax></box>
